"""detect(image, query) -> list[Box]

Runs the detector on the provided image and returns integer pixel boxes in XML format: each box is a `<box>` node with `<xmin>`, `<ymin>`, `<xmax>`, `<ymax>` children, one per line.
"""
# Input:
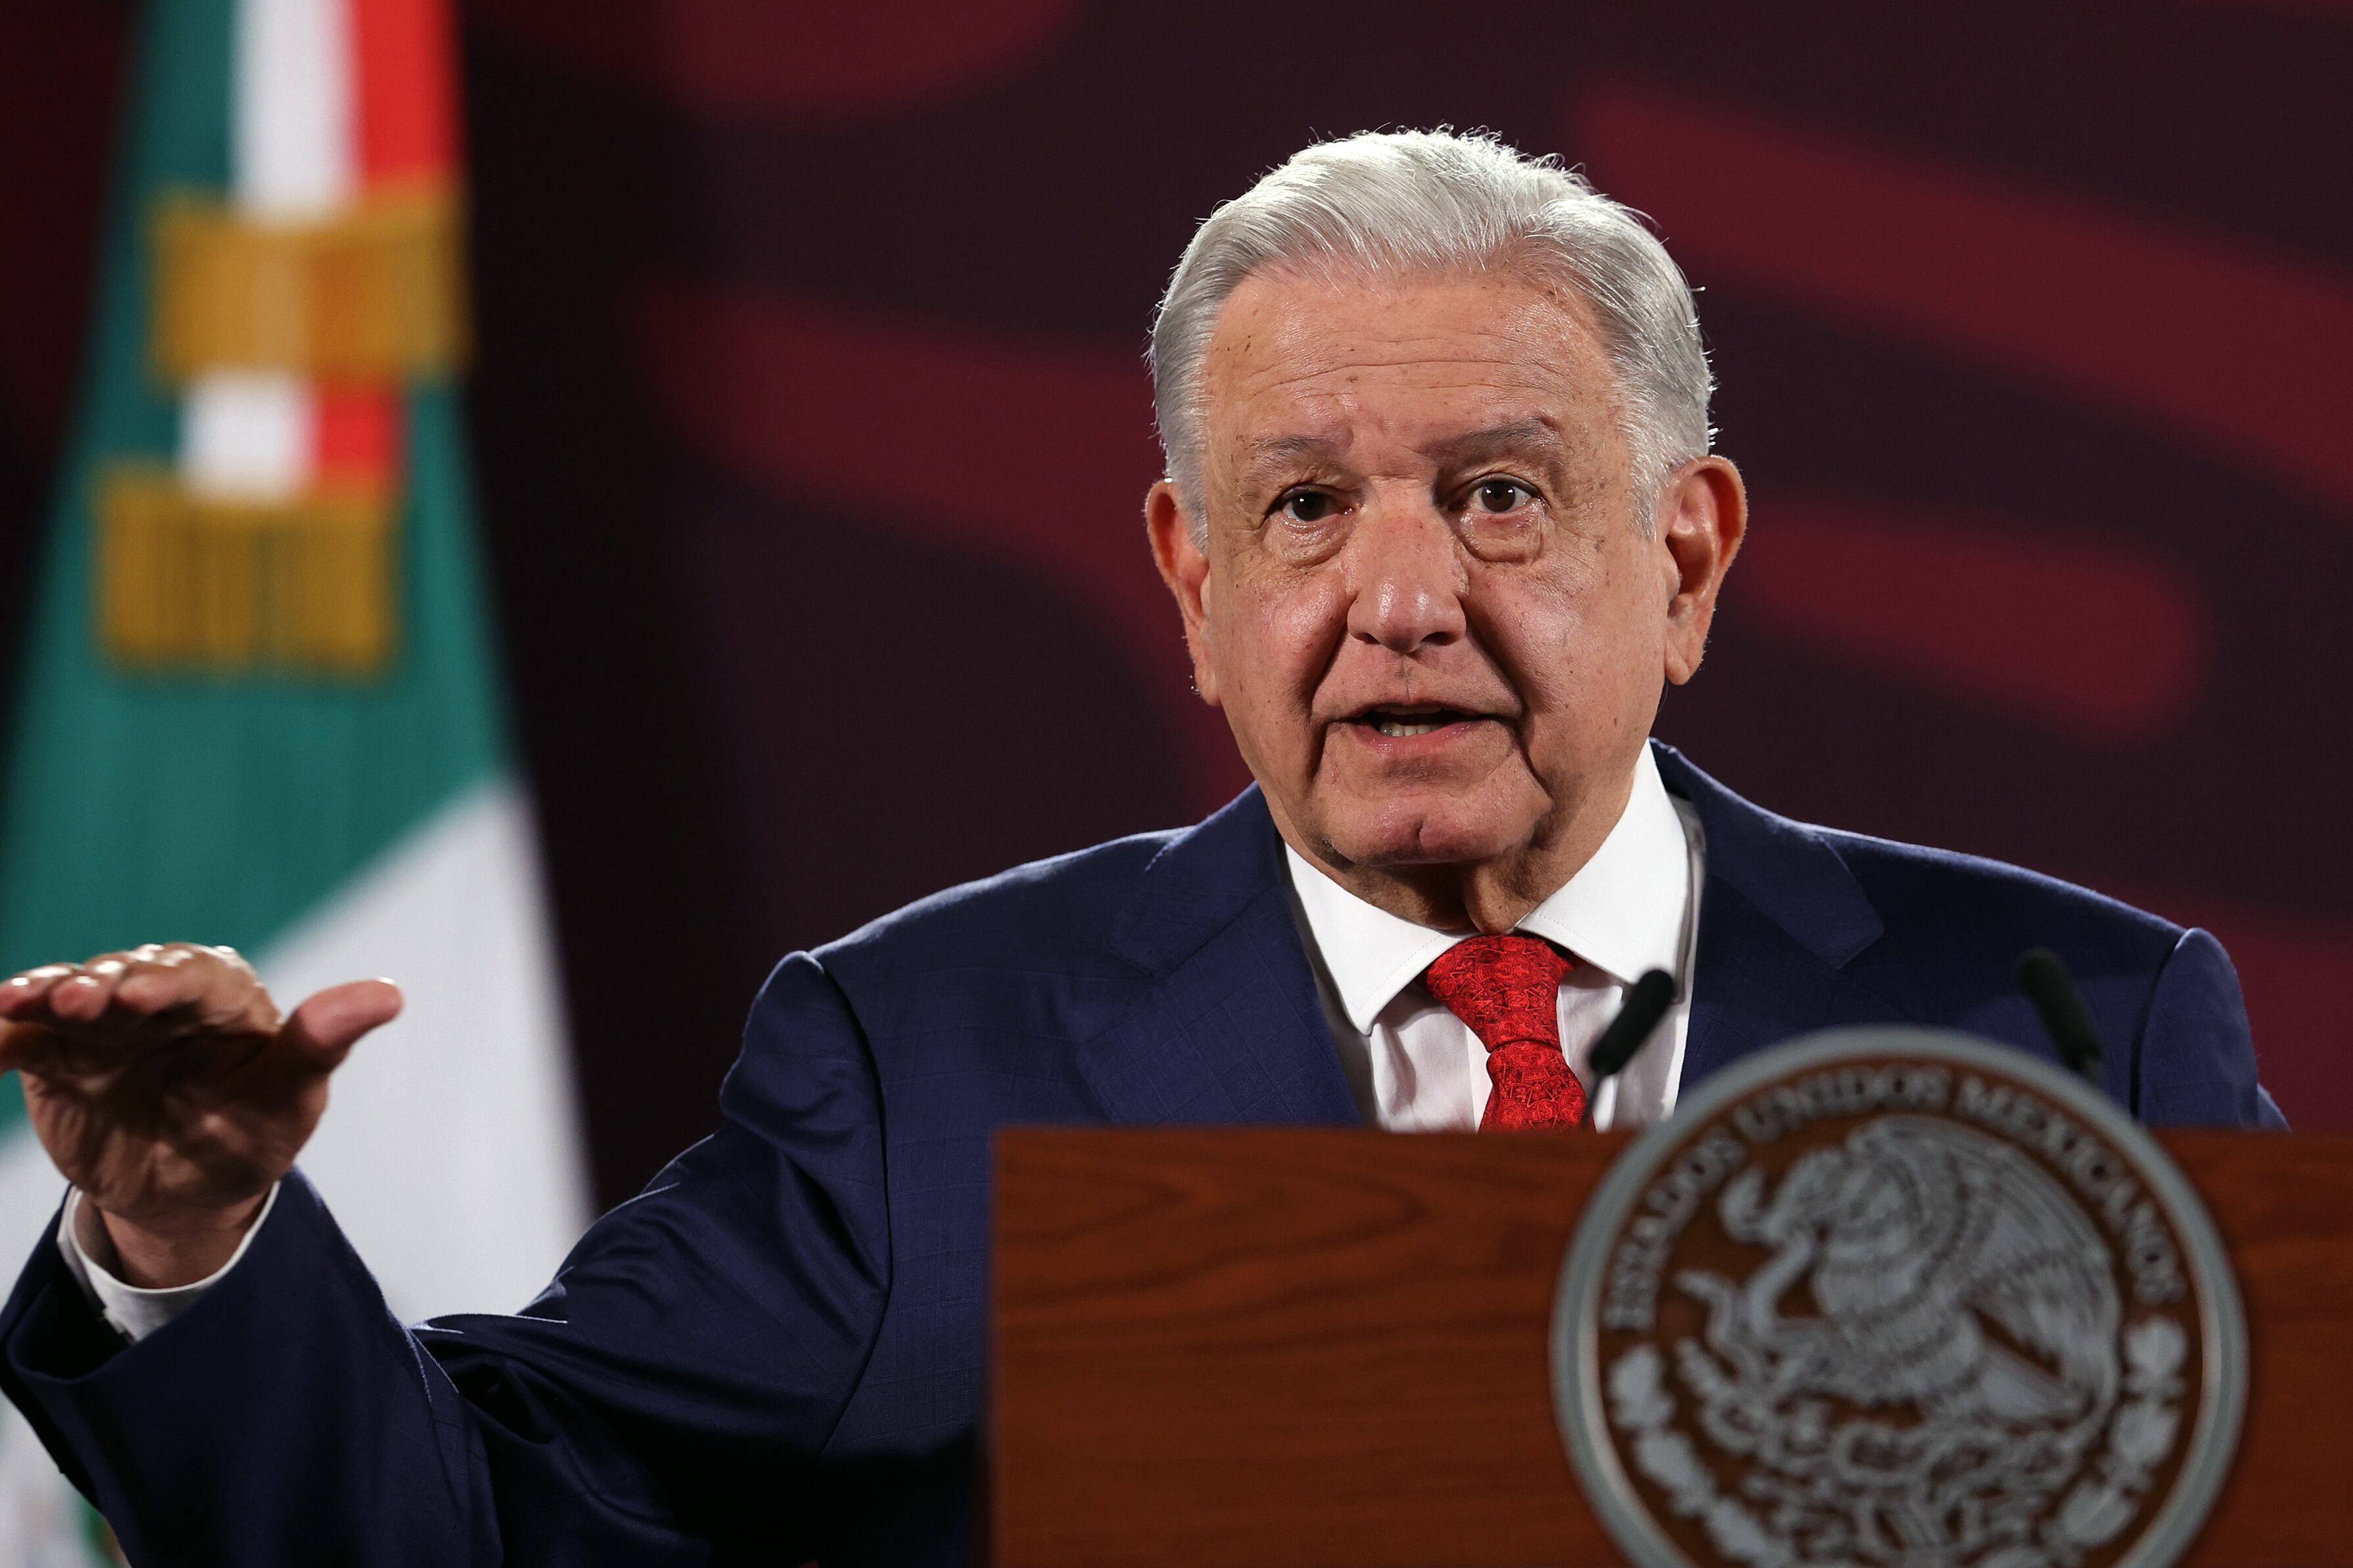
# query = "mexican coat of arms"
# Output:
<box><xmin>1553</xmin><ymin>1029</ymin><xmax>2246</xmax><ymax>1568</ymax></box>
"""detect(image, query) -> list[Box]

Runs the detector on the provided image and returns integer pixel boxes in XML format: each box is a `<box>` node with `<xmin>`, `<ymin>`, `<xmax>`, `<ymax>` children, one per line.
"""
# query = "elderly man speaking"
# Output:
<box><xmin>0</xmin><ymin>132</ymin><xmax>2280</xmax><ymax>1565</ymax></box>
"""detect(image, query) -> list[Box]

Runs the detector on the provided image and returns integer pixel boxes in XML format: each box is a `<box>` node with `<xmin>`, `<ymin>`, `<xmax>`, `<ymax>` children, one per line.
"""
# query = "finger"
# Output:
<box><xmin>0</xmin><ymin>1020</ymin><xmax>59</xmax><ymax>1076</ymax></box>
<box><xmin>0</xmin><ymin>966</ymin><xmax>79</xmax><ymax>1019</ymax></box>
<box><xmin>181</xmin><ymin>946</ymin><xmax>281</xmax><ymax>1033</ymax></box>
<box><xmin>113</xmin><ymin>945</ymin><xmax>229</xmax><ymax>1018</ymax></box>
<box><xmin>49</xmin><ymin>957</ymin><xmax>132</xmax><ymax>1023</ymax></box>
<box><xmin>279</xmin><ymin>980</ymin><xmax>402</xmax><ymax>1072</ymax></box>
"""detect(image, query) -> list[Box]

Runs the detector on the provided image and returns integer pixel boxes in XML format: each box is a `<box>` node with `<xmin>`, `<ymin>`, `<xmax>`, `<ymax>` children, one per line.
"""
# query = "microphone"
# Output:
<box><xmin>1590</xmin><ymin>969</ymin><xmax>1678</xmax><ymax>1082</ymax></box>
<box><xmin>2016</xmin><ymin>947</ymin><xmax>2104</xmax><ymax>1087</ymax></box>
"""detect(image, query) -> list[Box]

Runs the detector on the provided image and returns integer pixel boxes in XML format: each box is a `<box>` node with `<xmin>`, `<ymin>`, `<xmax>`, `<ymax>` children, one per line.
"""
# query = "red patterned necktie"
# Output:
<box><xmin>1421</xmin><ymin>934</ymin><xmax>1586</xmax><ymax>1130</ymax></box>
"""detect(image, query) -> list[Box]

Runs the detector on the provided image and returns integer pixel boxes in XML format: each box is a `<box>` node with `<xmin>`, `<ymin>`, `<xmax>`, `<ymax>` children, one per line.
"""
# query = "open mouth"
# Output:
<box><xmin>1350</xmin><ymin>705</ymin><xmax>1480</xmax><ymax>739</ymax></box>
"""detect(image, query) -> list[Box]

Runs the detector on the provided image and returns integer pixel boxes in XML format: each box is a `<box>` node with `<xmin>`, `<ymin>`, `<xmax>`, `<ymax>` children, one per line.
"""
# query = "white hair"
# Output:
<box><xmin>1148</xmin><ymin>129</ymin><xmax>1713</xmax><ymax>539</ymax></box>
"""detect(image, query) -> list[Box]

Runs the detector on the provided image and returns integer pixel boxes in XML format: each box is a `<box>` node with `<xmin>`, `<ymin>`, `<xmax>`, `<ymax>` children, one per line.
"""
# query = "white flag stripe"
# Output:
<box><xmin>179</xmin><ymin>369</ymin><xmax>315</xmax><ymax>501</ymax></box>
<box><xmin>0</xmin><ymin>1411</ymin><xmax>101</xmax><ymax>1567</ymax></box>
<box><xmin>233</xmin><ymin>0</ymin><xmax>354</xmax><ymax>220</ymax></box>
<box><xmin>258</xmin><ymin>778</ymin><xmax>591</xmax><ymax>1321</ymax></box>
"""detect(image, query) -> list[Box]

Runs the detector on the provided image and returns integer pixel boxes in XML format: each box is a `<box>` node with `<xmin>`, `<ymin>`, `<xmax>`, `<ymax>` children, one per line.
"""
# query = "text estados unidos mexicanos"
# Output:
<box><xmin>1599</xmin><ymin>1064</ymin><xmax>2185</xmax><ymax>1332</ymax></box>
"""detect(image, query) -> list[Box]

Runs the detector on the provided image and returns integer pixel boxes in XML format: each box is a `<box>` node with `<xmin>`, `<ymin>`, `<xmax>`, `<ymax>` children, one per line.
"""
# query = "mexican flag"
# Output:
<box><xmin>0</xmin><ymin>0</ymin><xmax>589</xmax><ymax>1557</ymax></box>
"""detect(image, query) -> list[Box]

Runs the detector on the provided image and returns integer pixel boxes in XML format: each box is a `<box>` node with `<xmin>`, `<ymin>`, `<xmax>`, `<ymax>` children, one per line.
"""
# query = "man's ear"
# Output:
<box><xmin>1658</xmin><ymin>456</ymin><xmax>1747</xmax><ymax>686</ymax></box>
<box><xmin>1146</xmin><ymin>481</ymin><xmax>1223</xmax><ymax>708</ymax></box>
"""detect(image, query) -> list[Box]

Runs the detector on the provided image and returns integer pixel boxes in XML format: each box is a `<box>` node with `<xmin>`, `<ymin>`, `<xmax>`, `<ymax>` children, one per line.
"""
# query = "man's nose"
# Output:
<box><xmin>1345</xmin><ymin>502</ymin><xmax>1467</xmax><ymax>653</ymax></box>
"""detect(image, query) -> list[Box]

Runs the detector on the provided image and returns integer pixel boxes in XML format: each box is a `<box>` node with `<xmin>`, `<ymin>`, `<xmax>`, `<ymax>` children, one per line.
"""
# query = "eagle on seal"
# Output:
<box><xmin>1671</xmin><ymin>1116</ymin><xmax>2122</xmax><ymax>1558</ymax></box>
<box><xmin>1682</xmin><ymin>1117</ymin><xmax>2119</xmax><ymax>1423</ymax></box>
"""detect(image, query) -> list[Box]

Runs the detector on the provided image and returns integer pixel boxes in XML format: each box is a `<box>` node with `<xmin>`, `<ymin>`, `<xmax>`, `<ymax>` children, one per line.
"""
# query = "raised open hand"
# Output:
<box><xmin>0</xmin><ymin>944</ymin><xmax>400</xmax><ymax>1286</ymax></box>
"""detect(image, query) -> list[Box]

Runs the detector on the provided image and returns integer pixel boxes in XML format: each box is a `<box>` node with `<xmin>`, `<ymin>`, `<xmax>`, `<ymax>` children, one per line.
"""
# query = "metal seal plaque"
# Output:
<box><xmin>1552</xmin><ymin>1029</ymin><xmax>2246</xmax><ymax>1568</ymax></box>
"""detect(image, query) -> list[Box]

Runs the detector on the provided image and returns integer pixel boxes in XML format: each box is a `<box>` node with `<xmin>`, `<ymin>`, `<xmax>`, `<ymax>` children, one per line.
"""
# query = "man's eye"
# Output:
<box><xmin>1278</xmin><ymin>490</ymin><xmax>1338</xmax><ymax>523</ymax></box>
<box><xmin>1472</xmin><ymin>479</ymin><xmax>1534</xmax><ymax>514</ymax></box>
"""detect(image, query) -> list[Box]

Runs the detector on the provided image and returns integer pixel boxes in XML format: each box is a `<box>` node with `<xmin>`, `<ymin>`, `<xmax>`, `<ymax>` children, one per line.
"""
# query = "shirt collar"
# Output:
<box><xmin>1283</xmin><ymin>745</ymin><xmax>1692</xmax><ymax>1034</ymax></box>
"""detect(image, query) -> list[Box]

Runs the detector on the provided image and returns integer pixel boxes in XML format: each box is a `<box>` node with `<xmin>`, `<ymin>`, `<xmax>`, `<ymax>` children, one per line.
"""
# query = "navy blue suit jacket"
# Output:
<box><xmin>0</xmin><ymin>746</ymin><xmax>2281</xmax><ymax>1565</ymax></box>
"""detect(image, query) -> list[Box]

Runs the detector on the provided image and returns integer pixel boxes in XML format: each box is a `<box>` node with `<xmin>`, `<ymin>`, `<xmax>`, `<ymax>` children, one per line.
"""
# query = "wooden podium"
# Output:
<box><xmin>992</xmin><ymin>1129</ymin><xmax>2353</xmax><ymax>1567</ymax></box>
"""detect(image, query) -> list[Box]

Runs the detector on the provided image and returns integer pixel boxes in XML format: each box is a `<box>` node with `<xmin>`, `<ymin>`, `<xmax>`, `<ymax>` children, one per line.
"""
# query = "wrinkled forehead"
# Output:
<box><xmin>1197</xmin><ymin>268</ymin><xmax>1621</xmax><ymax>475</ymax></box>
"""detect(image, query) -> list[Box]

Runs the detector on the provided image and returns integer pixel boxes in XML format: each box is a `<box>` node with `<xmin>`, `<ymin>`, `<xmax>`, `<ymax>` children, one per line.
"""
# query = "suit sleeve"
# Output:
<box><xmin>2133</xmin><ymin>927</ymin><xmax>2288</xmax><ymax>1129</ymax></box>
<box><xmin>0</xmin><ymin>951</ymin><xmax>890</xmax><ymax>1566</ymax></box>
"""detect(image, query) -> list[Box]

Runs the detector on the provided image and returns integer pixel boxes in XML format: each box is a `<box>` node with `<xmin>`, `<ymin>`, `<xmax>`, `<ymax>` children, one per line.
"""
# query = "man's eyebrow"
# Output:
<box><xmin>1239</xmin><ymin>432</ymin><xmax>1348</xmax><ymax>470</ymax></box>
<box><xmin>1420</xmin><ymin>417</ymin><xmax>1565</xmax><ymax>468</ymax></box>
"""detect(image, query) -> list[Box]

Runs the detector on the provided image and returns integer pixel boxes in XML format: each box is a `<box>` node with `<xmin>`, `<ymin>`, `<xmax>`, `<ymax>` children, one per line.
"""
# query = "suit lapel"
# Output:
<box><xmin>1077</xmin><ymin>788</ymin><xmax>1361</xmax><ymax>1128</ymax></box>
<box><xmin>1680</xmin><ymin>876</ymin><xmax>1903</xmax><ymax>1085</ymax></box>
<box><xmin>1656</xmin><ymin>744</ymin><xmax>1906</xmax><ymax>1092</ymax></box>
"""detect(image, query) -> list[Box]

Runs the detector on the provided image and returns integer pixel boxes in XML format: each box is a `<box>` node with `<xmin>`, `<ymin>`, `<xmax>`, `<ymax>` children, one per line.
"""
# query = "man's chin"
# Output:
<box><xmin>1312</xmin><ymin>793</ymin><xmax>1539</xmax><ymax>870</ymax></box>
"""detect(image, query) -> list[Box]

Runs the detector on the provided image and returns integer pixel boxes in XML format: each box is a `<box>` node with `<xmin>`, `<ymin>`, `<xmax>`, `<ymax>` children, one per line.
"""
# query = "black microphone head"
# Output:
<box><xmin>2016</xmin><ymin>947</ymin><xmax>2106</xmax><ymax>1086</ymax></box>
<box><xmin>2015</xmin><ymin>947</ymin><xmax>2066</xmax><ymax>999</ymax></box>
<box><xmin>1590</xmin><ymin>968</ymin><xmax>1679</xmax><ymax>1082</ymax></box>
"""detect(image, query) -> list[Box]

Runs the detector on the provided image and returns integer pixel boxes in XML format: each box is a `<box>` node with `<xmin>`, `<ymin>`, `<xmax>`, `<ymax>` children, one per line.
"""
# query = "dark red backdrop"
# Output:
<box><xmin>3</xmin><ymin>1</ymin><xmax>2347</xmax><ymax>1202</ymax></box>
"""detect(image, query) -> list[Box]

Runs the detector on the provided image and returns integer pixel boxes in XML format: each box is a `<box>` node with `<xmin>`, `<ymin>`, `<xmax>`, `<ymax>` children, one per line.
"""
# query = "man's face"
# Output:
<box><xmin>1148</xmin><ymin>268</ymin><xmax>1743</xmax><ymax>926</ymax></box>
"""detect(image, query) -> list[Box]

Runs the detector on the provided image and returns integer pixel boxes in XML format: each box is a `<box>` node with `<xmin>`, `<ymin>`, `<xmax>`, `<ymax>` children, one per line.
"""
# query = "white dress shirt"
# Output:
<box><xmin>65</xmin><ymin>746</ymin><xmax>1704</xmax><ymax>1341</ymax></box>
<box><xmin>1284</xmin><ymin>744</ymin><xmax>1704</xmax><ymax>1133</ymax></box>
<box><xmin>58</xmin><ymin>1184</ymin><xmax>276</xmax><ymax>1341</ymax></box>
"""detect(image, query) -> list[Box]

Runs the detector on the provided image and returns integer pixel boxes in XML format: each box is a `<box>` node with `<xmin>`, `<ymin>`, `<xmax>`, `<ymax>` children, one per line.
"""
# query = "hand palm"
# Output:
<box><xmin>15</xmin><ymin>1018</ymin><xmax>326</xmax><ymax>1226</ymax></box>
<box><xmin>0</xmin><ymin>945</ymin><xmax>400</xmax><ymax>1245</ymax></box>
